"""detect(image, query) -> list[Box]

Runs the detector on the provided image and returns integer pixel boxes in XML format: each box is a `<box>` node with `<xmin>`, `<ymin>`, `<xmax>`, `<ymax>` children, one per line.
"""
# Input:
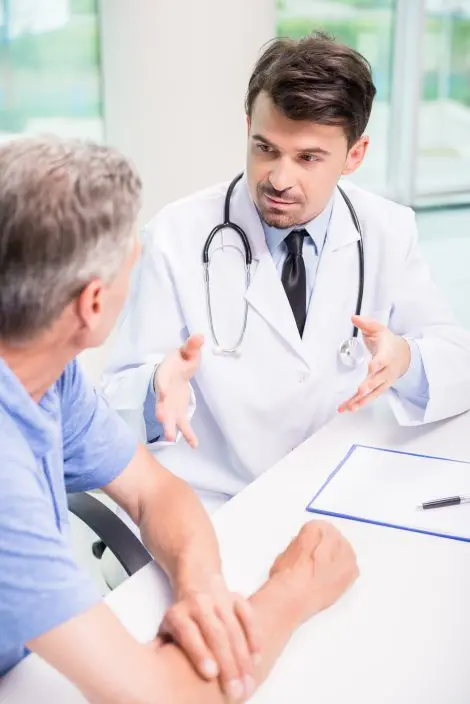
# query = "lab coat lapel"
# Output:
<box><xmin>231</xmin><ymin>176</ymin><xmax>308</xmax><ymax>364</ymax></box>
<box><xmin>302</xmin><ymin>187</ymin><xmax>361</xmax><ymax>361</ymax></box>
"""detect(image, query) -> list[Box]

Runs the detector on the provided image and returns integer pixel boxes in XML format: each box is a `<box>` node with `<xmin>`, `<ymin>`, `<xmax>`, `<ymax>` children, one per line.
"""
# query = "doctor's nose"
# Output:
<box><xmin>268</xmin><ymin>163</ymin><xmax>295</xmax><ymax>194</ymax></box>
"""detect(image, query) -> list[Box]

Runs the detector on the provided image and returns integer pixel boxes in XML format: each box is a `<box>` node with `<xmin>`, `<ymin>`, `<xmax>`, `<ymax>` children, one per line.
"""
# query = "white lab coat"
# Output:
<box><xmin>103</xmin><ymin>176</ymin><xmax>470</xmax><ymax>507</ymax></box>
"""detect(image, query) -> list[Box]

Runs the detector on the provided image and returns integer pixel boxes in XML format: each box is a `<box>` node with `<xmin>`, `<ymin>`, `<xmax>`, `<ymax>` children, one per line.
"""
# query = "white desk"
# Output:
<box><xmin>2</xmin><ymin>403</ymin><xmax>470</xmax><ymax>703</ymax></box>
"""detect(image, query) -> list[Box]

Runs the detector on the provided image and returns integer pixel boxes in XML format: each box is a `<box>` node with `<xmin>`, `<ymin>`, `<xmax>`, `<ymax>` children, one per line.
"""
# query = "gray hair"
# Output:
<box><xmin>0</xmin><ymin>135</ymin><xmax>142</xmax><ymax>343</ymax></box>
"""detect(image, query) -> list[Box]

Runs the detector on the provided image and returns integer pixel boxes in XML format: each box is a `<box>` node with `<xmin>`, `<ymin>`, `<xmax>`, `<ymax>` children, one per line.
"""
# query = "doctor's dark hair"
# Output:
<box><xmin>0</xmin><ymin>136</ymin><xmax>141</xmax><ymax>344</ymax></box>
<box><xmin>245</xmin><ymin>32</ymin><xmax>376</xmax><ymax>148</ymax></box>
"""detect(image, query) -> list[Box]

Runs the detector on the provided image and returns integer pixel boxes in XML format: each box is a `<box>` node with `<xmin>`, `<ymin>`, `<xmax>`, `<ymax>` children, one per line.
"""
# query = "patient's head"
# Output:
<box><xmin>0</xmin><ymin>136</ymin><xmax>142</xmax><ymax>352</ymax></box>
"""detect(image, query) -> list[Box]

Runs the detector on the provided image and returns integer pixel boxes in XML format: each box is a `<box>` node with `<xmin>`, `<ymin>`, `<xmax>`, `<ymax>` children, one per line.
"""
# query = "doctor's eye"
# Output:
<box><xmin>255</xmin><ymin>142</ymin><xmax>274</xmax><ymax>154</ymax></box>
<box><xmin>300</xmin><ymin>153</ymin><xmax>320</xmax><ymax>163</ymax></box>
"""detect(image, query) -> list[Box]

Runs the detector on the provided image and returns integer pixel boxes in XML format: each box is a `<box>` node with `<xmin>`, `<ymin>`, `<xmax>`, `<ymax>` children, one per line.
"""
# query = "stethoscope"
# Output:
<box><xmin>203</xmin><ymin>172</ymin><xmax>365</xmax><ymax>369</ymax></box>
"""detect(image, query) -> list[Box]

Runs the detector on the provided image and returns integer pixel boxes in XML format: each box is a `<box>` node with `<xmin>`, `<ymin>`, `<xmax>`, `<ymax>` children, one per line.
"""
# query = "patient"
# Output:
<box><xmin>0</xmin><ymin>136</ymin><xmax>358</xmax><ymax>703</ymax></box>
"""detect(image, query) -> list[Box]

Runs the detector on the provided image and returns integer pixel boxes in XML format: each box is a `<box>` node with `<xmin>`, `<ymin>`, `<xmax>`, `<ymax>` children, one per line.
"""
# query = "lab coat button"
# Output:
<box><xmin>298</xmin><ymin>373</ymin><xmax>309</xmax><ymax>384</ymax></box>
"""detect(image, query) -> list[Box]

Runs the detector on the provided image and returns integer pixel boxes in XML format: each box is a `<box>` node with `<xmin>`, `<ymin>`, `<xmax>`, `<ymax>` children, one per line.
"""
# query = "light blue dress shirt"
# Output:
<box><xmin>262</xmin><ymin>198</ymin><xmax>334</xmax><ymax>308</ymax></box>
<box><xmin>261</xmin><ymin>199</ymin><xmax>429</xmax><ymax>408</ymax></box>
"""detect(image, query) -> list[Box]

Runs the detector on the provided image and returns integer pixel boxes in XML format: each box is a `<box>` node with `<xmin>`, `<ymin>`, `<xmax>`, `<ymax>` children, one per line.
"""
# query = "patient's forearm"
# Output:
<box><xmin>30</xmin><ymin>574</ymin><xmax>300</xmax><ymax>704</ymax></box>
<box><xmin>136</xmin><ymin>575</ymin><xmax>300</xmax><ymax>704</ymax></box>
<box><xmin>139</xmin><ymin>471</ymin><xmax>223</xmax><ymax>595</ymax></box>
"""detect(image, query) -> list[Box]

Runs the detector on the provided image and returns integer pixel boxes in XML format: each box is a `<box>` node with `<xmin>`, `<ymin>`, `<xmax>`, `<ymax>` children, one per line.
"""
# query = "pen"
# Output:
<box><xmin>416</xmin><ymin>495</ymin><xmax>470</xmax><ymax>511</ymax></box>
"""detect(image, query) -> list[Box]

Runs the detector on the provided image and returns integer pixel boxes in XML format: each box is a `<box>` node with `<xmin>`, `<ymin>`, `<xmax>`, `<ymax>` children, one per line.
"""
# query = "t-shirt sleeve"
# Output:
<box><xmin>60</xmin><ymin>360</ymin><xmax>138</xmax><ymax>493</ymax></box>
<box><xmin>0</xmin><ymin>454</ymin><xmax>101</xmax><ymax>659</ymax></box>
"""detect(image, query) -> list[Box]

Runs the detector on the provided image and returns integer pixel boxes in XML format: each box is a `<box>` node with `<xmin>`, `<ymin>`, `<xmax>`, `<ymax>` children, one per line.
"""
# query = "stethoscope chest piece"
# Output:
<box><xmin>213</xmin><ymin>344</ymin><xmax>242</xmax><ymax>357</ymax></box>
<box><xmin>338</xmin><ymin>337</ymin><xmax>366</xmax><ymax>369</ymax></box>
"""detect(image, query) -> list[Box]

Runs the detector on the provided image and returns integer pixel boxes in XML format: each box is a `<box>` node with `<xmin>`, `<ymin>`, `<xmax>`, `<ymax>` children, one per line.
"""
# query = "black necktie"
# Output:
<box><xmin>281</xmin><ymin>229</ymin><xmax>307</xmax><ymax>337</ymax></box>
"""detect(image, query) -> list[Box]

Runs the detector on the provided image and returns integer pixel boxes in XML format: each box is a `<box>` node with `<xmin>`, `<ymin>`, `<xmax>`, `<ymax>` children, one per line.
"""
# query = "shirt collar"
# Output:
<box><xmin>0</xmin><ymin>356</ymin><xmax>58</xmax><ymax>457</ymax></box>
<box><xmin>261</xmin><ymin>195</ymin><xmax>334</xmax><ymax>257</ymax></box>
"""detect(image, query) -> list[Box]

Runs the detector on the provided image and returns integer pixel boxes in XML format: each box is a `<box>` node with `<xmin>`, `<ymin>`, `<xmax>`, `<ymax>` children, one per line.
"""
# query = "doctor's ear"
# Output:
<box><xmin>342</xmin><ymin>136</ymin><xmax>369</xmax><ymax>176</ymax></box>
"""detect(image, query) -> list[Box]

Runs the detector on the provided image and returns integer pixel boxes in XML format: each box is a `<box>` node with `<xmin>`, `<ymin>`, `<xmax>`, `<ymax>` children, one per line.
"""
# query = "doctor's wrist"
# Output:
<box><xmin>397</xmin><ymin>336</ymin><xmax>412</xmax><ymax>379</ymax></box>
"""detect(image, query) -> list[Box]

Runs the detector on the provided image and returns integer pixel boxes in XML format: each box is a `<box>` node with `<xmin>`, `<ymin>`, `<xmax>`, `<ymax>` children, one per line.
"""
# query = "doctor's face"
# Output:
<box><xmin>246</xmin><ymin>92</ymin><xmax>368</xmax><ymax>228</ymax></box>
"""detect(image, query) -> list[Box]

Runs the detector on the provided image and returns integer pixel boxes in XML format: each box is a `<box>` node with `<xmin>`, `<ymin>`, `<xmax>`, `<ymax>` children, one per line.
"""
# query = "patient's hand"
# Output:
<box><xmin>269</xmin><ymin>520</ymin><xmax>359</xmax><ymax>625</ymax></box>
<box><xmin>158</xmin><ymin>575</ymin><xmax>260</xmax><ymax>700</ymax></box>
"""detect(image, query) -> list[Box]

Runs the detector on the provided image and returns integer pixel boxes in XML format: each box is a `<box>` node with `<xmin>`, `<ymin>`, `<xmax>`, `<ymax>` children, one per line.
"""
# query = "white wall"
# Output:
<box><xmin>80</xmin><ymin>0</ymin><xmax>276</xmax><ymax>384</ymax></box>
<box><xmin>100</xmin><ymin>0</ymin><xmax>275</xmax><ymax>223</ymax></box>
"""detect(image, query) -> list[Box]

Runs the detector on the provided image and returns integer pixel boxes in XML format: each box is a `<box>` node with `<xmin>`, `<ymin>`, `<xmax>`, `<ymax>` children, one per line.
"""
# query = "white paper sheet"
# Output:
<box><xmin>307</xmin><ymin>445</ymin><xmax>470</xmax><ymax>542</ymax></box>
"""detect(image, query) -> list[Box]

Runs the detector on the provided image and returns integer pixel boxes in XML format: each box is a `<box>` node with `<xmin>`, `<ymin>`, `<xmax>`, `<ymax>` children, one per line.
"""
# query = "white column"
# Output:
<box><xmin>79</xmin><ymin>0</ymin><xmax>274</xmax><ymax>384</ymax></box>
<box><xmin>99</xmin><ymin>0</ymin><xmax>275</xmax><ymax>224</ymax></box>
<box><xmin>386</xmin><ymin>0</ymin><xmax>425</xmax><ymax>206</ymax></box>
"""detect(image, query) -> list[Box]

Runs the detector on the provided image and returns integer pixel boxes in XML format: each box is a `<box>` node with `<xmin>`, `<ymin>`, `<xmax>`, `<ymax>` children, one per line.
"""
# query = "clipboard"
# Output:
<box><xmin>306</xmin><ymin>444</ymin><xmax>470</xmax><ymax>543</ymax></box>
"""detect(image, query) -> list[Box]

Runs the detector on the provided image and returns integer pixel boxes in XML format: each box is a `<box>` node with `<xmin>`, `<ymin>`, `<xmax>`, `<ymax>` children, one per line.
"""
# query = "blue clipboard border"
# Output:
<box><xmin>305</xmin><ymin>444</ymin><xmax>470</xmax><ymax>544</ymax></box>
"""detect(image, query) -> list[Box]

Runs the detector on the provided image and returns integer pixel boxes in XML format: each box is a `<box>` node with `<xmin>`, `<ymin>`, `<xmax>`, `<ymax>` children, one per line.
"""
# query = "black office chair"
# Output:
<box><xmin>67</xmin><ymin>492</ymin><xmax>152</xmax><ymax>577</ymax></box>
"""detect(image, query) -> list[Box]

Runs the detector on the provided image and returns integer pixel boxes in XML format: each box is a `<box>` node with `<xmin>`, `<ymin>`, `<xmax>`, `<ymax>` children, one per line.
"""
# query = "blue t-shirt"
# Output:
<box><xmin>0</xmin><ymin>357</ymin><xmax>137</xmax><ymax>677</ymax></box>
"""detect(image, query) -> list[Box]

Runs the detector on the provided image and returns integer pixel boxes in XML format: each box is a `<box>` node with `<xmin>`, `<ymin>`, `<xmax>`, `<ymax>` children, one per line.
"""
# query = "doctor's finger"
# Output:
<box><xmin>352</xmin><ymin>315</ymin><xmax>385</xmax><ymax>336</ymax></box>
<box><xmin>159</xmin><ymin>404</ymin><xmax>177</xmax><ymax>442</ymax></box>
<box><xmin>341</xmin><ymin>380</ymin><xmax>388</xmax><ymax>412</ymax></box>
<box><xmin>357</xmin><ymin>366</ymin><xmax>389</xmax><ymax>398</ymax></box>
<box><xmin>368</xmin><ymin>355</ymin><xmax>387</xmax><ymax>377</ymax></box>
<box><xmin>156</xmin><ymin>398</ymin><xmax>173</xmax><ymax>428</ymax></box>
<box><xmin>338</xmin><ymin>376</ymin><xmax>374</xmax><ymax>412</ymax></box>
<box><xmin>155</xmin><ymin>368</ymin><xmax>171</xmax><ymax>397</ymax></box>
<box><xmin>177</xmin><ymin>417</ymin><xmax>198</xmax><ymax>449</ymax></box>
<box><xmin>338</xmin><ymin>373</ymin><xmax>388</xmax><ymax>413</ymax></box>
<box><xmin>349</xmin><ymin>381</ymin><xmax>388</xmax><ymax>411</ymax></box>
<box><xmin>347</xmin><ymin>361</ymin><xmax>387</xmax><ymax>400</ymax></box>
<box><xmin>180</xmin><ymin>334</ymin><xmax>205</xmax><ymax>361</ymax></box>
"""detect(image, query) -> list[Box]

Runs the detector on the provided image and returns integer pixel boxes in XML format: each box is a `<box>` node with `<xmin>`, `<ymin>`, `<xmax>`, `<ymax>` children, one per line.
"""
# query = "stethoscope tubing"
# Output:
<box><xmin>203</xmin><ymin>172</ymin><xmax>364</xmax><ymax>353</ymax></box>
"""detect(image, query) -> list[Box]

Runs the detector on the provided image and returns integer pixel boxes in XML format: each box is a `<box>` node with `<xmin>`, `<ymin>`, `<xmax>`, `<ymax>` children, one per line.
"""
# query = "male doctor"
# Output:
<box><xmin>103</xmin><ymin>33</ymin><xmax>470</xmax><ymax>513</ymax></box>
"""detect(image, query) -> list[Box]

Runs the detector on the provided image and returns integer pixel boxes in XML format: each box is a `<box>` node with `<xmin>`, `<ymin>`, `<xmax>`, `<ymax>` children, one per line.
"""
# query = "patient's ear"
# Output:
<box><xmin>76</xmin><ymin>279</ymin><xmax>105</xmax><ymax>332</ymax></box>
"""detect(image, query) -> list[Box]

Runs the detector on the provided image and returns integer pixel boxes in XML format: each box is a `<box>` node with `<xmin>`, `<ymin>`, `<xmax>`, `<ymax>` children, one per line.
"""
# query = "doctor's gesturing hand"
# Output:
<box><xmin>154</xmin><ymin>334</ymin><xmax>204</xmax><ymax>447</ymax></box>
<box><xmin>338</xmin><ymin>316</ymin><xmax>411</xmax><ymax>413</ymax></box>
